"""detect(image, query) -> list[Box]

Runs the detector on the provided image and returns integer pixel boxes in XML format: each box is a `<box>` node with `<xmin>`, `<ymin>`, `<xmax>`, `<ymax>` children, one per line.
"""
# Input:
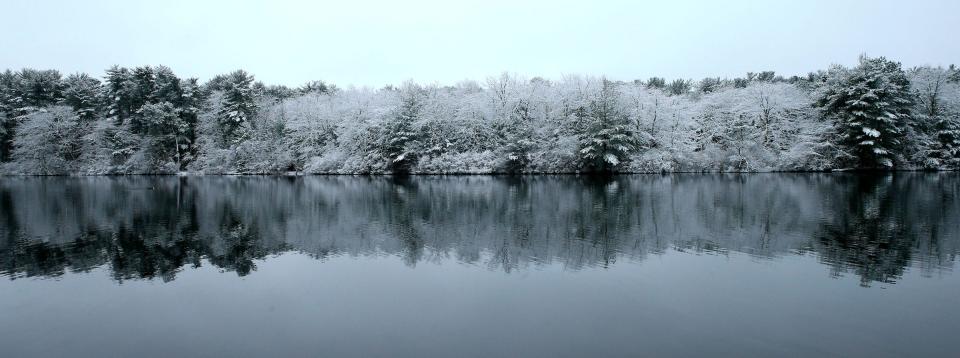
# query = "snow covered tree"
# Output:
<box><xmin>62</xmin><ymin>73</ymin><xmax>101</xmax><ymax>121</ymax></box>
<box><xmin>0</xmin><ymin>70</ymin><xmax>16</xmax><ymax>161</ymax></box>
<box><xmin>152</xmin><ymin>66</ymin><xmax>182</xmax><ymax>104</ymax></box>
<box><xmin>299</xmin><ymin>80</ymin><xmax>336</xmax><ymax>95</ymax></box>
<box><xmin>8</xmin><ymin>106</ymin><xmax>83</xmax><ymax>174</ymax></box>
<box><xmin>0</xmin><ymin>69</ymin><xmax>64</xmax><ymax>162</ymax></box>
<box><xmin>382</xmin><ymin>83</ymin><xmax>423</xmax><ymax>173</ymax></box>
<box><xmin>698</xmin><ymin>77</ymin><xmax>722</xmax><ymax>93</ymax></box>
<box><xmin>216</xmin><ymin>70</ymin><xmax>258</xmax><ymax>143</ymax></box>
<box><xmin>645</xmin><ymin>77</ymin><xmax>666</xmax><ymax>90</ymax></box>
<box><xmin>815</xmin><ymin>56</ymin><xmax>913</xmax><ymax>168</ymax></box>
<box><xmin>577</xmin><ymin>80</ymin><xmax>638</xmax><ymax>172</ymax></box>
<box><xmin>926</xmin><ymin>115</ymin><xmax>960</xmax><ymax>168</ymax></box>
<box><xmin>908</xmin><ymin>66</ymin><xmax>960</xmax><ymax>168</ymax></box>
<box><xmin>11</xmin><ymin>69</ymin><xmax>62</xmax><ymax>109</ymax></box>
<box><xmin>497</xmin><ymin>100</ymin><xmax>536</xmax><ymax>172</ymax></box>
<box><xmin>102</xmin><ymin>66</ymin><xmax>137</xmax><ymax>123</ymax></box>
<box><xmin>138</xmin><ymin>102</ymin><xmax>190</xmax><ymax>170</ymax></box>
<box><xmin>173</xmin><ymin>78</ymin><xmax>203</xmax><ymax>167</ymax></box>
<box><xmin>666</xmin><ymin>79</ymin><xmax>691</xmax><ymax>96</ymax></box>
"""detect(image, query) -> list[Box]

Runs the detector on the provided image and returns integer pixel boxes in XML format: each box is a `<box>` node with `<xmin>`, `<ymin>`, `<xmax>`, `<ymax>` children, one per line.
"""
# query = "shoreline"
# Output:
<box><xmin>2</xmin><ymin>168</ymin><xmax>957</xmax><ymax>177</ymax></box>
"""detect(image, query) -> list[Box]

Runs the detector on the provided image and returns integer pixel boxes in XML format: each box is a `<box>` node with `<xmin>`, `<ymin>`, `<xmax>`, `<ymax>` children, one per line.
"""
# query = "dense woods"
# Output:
<box><xmin>1</xmin><ymin>56</ymin><xmax>958</xmax><ymax>175</ymax></box>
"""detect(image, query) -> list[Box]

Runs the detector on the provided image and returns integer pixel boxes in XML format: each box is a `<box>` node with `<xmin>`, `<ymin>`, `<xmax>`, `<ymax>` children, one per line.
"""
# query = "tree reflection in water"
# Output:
<box><xmin>1</xmin><ymin>174</ymin><xmax>957</xmax><ymax>285</ymax></box>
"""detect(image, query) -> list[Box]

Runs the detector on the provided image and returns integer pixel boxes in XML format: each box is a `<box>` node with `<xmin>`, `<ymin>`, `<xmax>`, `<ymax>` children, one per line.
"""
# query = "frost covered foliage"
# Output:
<box><xmin>1</xmin><ymin>56</ymin><xmax>959</xmax><ymax>175</ymax></box>
<box><xmin>6</xmin><ymin>106</ymin><xmax>85</xmax><ymax>174</ymax></box>
<box><xmin>576</xmin><ymin>79</ymin><xmax>639</xmax><ymax>172</ymax></box>
<box><xmin>815</xmin><ymin>56</ymin><xmax>914</xmax><ymax>168</ymax></box>
<box><xmin>909</xmin><ymin>65</ymin><xmax>960</xmax><ymax>169</ymax></box>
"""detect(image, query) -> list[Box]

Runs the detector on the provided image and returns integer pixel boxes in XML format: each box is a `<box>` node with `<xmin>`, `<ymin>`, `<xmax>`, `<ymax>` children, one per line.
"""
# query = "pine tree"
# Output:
<box><xmin>216</xmin><ymin>70</ymin><xmax>258</xmax><ymax>143</ymax></box>
<box><xmin>666</xmin><ymin>79</ymin><xmax>691</xmax><ymax>96</ymax></box>
<box><xmin>103</xmin><ymin>66</ymin><xmax>136</xmax><ymax>123</ymax></box>
<box><xmin>382</xmin><ymin>84</ymin><xmax>422</xmax><ymax>173</ymax></box>
<box><xmin>0</xmin><ymin>70</ymin><xmax>16</xmax><ymax>115</ymax></box>
<box><xmin>299</xmin><ymin>80</ymin><xmax>335</xmax><ymax>95</ymax></box>
<box><xmin>13</xmin><ymin>69</ymin><xmax>62</xmax><ymax>109</ymax></box>
<box><xmin>0</xmin><ymin>69</ymin><xmax>63</xmax><ymax>161</ymax></box>
<box><xmin>646</xmin><ymin>77</ymin><xmax>666</xmax><ymax>89</ymax></box>
<box><xmin>62</xmin><ymin>73</ymin><xmax>101</xmax><ymax>121</ymax></box>
<box><xmin>174</xmin><ymin>78</ymin><xmax>203</xmax><ymax>168</ymax></box>
<box><xmin>815</xmin><ymin>56</ymin><xmax>913</xmax><ymax>168</ymax></box>
<box><xmin>498</xmin><ymin>99</ymin><xmax>536</xmax><ymax>173</ymax></box>
<box><xmin>926</xmin><ymin>116</ymin><xmax>960</xmax><ymax>168</ymax></box>
<box><xmin>0</xmin><ymin>70</ymin><xmax>16</xmax><ymax>161</ymax></box>
<box><xmin>139</xmin><ymin>101</ymin><xmax>183</xmax><ymax>168</ymax></box>
<box><xmin>131</xmin><ymin>66</ymin><xmax>157</xmax><ymax>106</ymax></box>
<box><xmin>577</xmin><ymin>80</ymin><xmax>638</xmax><ymax>172</ymax></box>
<box><xmin>152</xmin><ymin>66</ymin><xmax>182</xmax><ymax>104</ymax></box>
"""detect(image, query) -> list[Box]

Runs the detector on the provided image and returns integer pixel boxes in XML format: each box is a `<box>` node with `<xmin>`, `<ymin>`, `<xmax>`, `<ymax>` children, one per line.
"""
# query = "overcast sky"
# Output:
<box><xmin>1</xmin><ymin>0</ymin><xmax>957</xmax><ymax>87</ymax></box>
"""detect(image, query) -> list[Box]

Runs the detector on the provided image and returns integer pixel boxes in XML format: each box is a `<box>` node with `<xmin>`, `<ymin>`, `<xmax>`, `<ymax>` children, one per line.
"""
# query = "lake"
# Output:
<box><xmin>1</xmin><ymin>174</ymin><xmax>959</xmax><ymax>357</ymax></box>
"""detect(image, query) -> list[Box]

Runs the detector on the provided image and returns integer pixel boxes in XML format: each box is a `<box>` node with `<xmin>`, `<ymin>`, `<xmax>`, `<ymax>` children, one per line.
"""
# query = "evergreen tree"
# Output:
<box><xmin>216</xmin><ymin>70</ymin><xmax>258</xmax><ymax>143</ymax></box>
<box><xmin>139</xmin><ymin>102</ymin><xmax>184</xmax><ymax>169</ymax></box>
<box><xmin>264</xmin><ymin>85</ymin><xmax>298</xmax><ymax>103</ymax></box>
<box><xmin>62</xmin><ymin>73</ymin><xmax>101</xmax><ymax>121</ymax></box>
<box><xmin>131</xmin><ymin>66</ymin><xmax>157</xmax><ymax>106</ymax></box>
<box><xmin>646</xmin><ymin>77</ymin><xmax>666</xmax><ymax>89</ymax></box>
<box><xmin>102</xmin><ymin>66</ymin><xmax>137</xmax><ymax>123</ymax></box>
<box><xmin>756</xmin><ymin>71</ymin><xmax>777</xmax><ymax>82</ymax></box>
<box><xmin>926</xmin><ymin>116</ymin><xmax>960</xmax><ymax>168</ymax></box>
<box><xmin>174</xmin><ymin>78</ymin><xmax>203</xmax><ymax>167</ymax></box>
<box><xmin>299</xmin><ymin>80</ymin><xmax>336</xmax><ymax>95</ymax></box>
<box><xmin>498</xmin><ymin>100</ymin><xmax>536</xmax><ymax>173</ymax></box>
<box><xmin>666</xmin><ymin>79</ymin><xmax>691</xmax><ymax>96</ymax></box>
<box><xmin>0</xmin><ymin>69</ymin><xmax>63</xmax><ymax>161</ymax></box>
<box><xmin>13</xmin><ymin>69</ymin><xmax>63</xmax><ymax>108</ymax></box>
<box><xmin>699</xmin><ymin>77</ymin><xmax>722</xmax><ymax>93</ymax></box>
<box><xmin>382</xmin><ymin>84</ymin><xmax>423</xmax><ymax>173</ymax></box>
<box><xmin>577</xmin><ymin>80</ymin><xmax>638</xmax><ymax>172</ymax></box>
<box><xmin>815</xmin><ymin>56</ymin><xmax>913</xmax><ymax>168</ymax></box>
<box><xmin>0</xmin><ymin>70</ymin><xmax>17</xmax><ymax>115</ymax></box>
<box><xmin>0</xmin><ymin>70</ymin><xmax>16</xmax><ymax>161</ymax></box>
<box><xmin>152</xmin><ymin>66</ymin><xmax>182</xmax><ymax>104</ymax></box>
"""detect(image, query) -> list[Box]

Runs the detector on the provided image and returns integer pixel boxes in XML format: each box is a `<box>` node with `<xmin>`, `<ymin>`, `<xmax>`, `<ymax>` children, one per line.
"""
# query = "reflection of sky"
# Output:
<box><xmin>2</xmin><ymin>251</ymin><xmax>958</xmax><ymax>357</ymax></box>
<box><xmin>1</xmin><ymin>0</ymin><xmax>958</xmax><ymax>87</ymax></box>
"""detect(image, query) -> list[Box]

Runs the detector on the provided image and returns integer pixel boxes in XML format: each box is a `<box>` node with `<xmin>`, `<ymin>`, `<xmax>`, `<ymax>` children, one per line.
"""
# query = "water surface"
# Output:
<box><xmin>1</xmin><ymin>174</ymin><xmax>958</xmax><ymax>357</ymax></box>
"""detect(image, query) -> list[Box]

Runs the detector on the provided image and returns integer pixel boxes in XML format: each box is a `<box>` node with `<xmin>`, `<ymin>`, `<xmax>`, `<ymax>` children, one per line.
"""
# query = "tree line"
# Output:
<box><xmin>0</xmin><ymin>55</ymin><xmax>958</xmax><ymax>174</ymax></box>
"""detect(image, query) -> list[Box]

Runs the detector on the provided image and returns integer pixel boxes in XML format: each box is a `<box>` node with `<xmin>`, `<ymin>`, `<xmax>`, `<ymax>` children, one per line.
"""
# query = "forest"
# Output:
<box><xmin>0</xmin><ymin>55</ymin><xmax>958</xmax><ymax>175</ymax></box>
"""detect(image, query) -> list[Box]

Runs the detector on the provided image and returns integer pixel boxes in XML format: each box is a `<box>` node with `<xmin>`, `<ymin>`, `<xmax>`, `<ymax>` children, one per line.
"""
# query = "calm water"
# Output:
<box><xmin>1</xmin><ymin>174</ymin><xmax>959</xmax><ymax>357</ymax></box>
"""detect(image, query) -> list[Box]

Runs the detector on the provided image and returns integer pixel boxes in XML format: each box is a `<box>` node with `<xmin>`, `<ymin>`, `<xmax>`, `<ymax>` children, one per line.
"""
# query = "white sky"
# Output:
<box><xmin>1</xmin><ymin>0</ymin><xmax>957</xmax><ymax>87</ymax></box>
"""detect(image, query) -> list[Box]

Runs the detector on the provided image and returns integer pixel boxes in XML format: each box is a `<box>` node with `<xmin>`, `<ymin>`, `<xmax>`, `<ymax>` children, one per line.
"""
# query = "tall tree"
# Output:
<box><xmin>382</xmin><ymin>83</ymin><xmax>423</xmax><ymax>173</ymax></box>
<box><xmin>815</xmin><ymin>56</ymin><xmax>913</xmax><ymax>168</ymax></box>
<box><xmin>102</xmin><ymin>66</ymin><xmax>137</xmax><ymax>123</ymax></box>
<box><xmin>62</xmin><ymin>73</ymin><xmax>101</xmax><ymax>121</ymax></box>
<box><xmin>216</xmin><ymin>70</ymin><xmax>258</xmax><ymax>143</ymax></box>
<box><xmin>13</xmin><ymin>69</ymin><xmax>62</xmax><ymax>108</ymax></box>
<box><xmin>0</xmin><ymin>70</ymin><xmax>17</xmax><ymax>161</ymax></box>
<box><xmin>577</xmin><ymin>79</ymin><xmax>638</xmax><ymax>172</ymax></box>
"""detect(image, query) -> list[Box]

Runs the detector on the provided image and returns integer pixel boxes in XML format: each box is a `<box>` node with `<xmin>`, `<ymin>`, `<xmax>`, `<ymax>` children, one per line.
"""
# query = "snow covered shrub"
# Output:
<box><xmin>8</xmin><ymin>106</ymin><xmax>84</xmax><ymax>175</ymax></box>
<box><xmin>909</xmin><ymin>66</ymin><xmax>960</xmax><ymax>169</ymax></box>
